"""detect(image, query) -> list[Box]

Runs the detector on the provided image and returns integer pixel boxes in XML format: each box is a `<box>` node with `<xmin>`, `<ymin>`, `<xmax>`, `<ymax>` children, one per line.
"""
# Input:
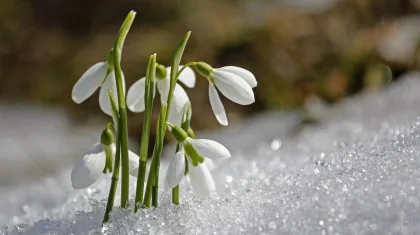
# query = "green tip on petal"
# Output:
<box><xmin>195</xmin><ymin>62</ymin><xmax>213</xmax><ymax>78</ymax></box>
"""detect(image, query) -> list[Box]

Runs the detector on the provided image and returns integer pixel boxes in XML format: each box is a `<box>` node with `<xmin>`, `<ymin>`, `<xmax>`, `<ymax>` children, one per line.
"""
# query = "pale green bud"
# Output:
<box><xmin>187</xmin><ymin>128</ymin><xmax>195</xmax><ymax>138</ymax></box>
<box><xmin>168</xmin><ymin>124</ymin><xmax>188</xmax><ymax>142</ymax></box>
<box><xmin>195</xmin><ymin>62</ymin><xmax>213</xmax><ymax>78</ymax></box>
<box><xmin>101</xmin><ymin>127</ymin><xmax>114</xmax><ymax>146</ymax></box>
<box><xmin>156</xmin><ymin>64</ymin><xmax>167</xmax><ymax>80</ymax></box>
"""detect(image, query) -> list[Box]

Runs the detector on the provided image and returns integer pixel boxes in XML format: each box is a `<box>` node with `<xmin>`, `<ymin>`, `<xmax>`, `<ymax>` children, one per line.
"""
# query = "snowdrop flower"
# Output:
<box><xmin>195</xmin><ymin>62</ymin><xmax>257</xmax><ymax>126</ymax></box>
<box><xmin>165</xmin><ymin>124</ymin><xmax>231</xmax><ymax>195</ymax></box>
<box><xmin>71</xmin><ymin>59</ymin><xmax>125</xmax><ymax>116</ymax></box>
<box><xmin>126</xmin><ymin>64</ymin><xmax>195</xmax><ymax>126</ymax></box>
<box><xmin>71</xmin><ymin>127</ymin><xmax>139</xmax><ymax>189</ymax></box>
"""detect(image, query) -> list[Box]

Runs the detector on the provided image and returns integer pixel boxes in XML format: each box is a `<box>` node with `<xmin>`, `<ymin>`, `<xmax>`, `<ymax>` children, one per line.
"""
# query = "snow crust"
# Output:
<box><xmin>2</xmin><ymin>72</ymin><xmax>420</xmax><ymax>234</ymax></box>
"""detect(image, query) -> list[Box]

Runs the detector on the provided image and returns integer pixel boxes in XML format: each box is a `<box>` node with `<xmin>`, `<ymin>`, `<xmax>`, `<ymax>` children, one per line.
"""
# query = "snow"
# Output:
<box><xmin>2</xmin><ymin>72</ymin><xmax>420</xmax><ymax>234</ymax></box>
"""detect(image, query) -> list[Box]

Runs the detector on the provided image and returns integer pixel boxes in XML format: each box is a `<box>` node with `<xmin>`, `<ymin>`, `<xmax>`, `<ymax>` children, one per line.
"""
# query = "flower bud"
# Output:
<box><xmin>101</xmin><ymin>127</ymin><xmax>114</xmax><ymax>146</ymax></box>
<box><xmin>187</xmin><ymin>128</ymin><xmax>195</xmax><ymax>138</ymax></box>
<box><xmin>156</xmin><ymin>64</ymin><xmax>167</xmax><ymax>80</ymax></box>
<box><xmin>169</xmin><ymin>123</ymin><xmax>188</xmax><ymax>142</ymax></box>
<box><xmin>195</xmin><ymin>62</ymin><xmax>213</xmax><ymax>78</ymax></box>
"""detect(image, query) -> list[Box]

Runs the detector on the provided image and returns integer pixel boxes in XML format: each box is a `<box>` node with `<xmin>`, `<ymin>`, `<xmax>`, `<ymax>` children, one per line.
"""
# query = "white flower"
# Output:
<box><xmin>165</xmin><ymin>137</ymin><xmax>230</xmax><ymax>195</ymax></box>
<box><xmin>196</xmin><ymin>63</ymin><xmax>257</xmax><ymax>126</ymax></box>
<box><xmin>188</xmin><ymin>161</ymin><xmax>216</xmax><ymax>196</ymax></box>
<box><xmin>71</xmin><ymin>142</ymin><xmax>139</xmax><ymax>189</ymax></box>
<box><xmin>71</xmin><ymin>62</ymin><xmax>125</xmax><ymax>116</ymax></box>
<box><xmin>126</xmin><ymin>66</ymin><xmax>195</xmax><ymax>126</ymax></box>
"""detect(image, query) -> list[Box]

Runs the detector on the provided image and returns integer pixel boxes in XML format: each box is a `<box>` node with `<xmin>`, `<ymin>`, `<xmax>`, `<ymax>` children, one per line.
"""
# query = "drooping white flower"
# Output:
<box><xmin>71</xmin><ymin>141</ymin><xmax>140</xmax><ymax>189</ymax></box>
<box><xmin>188</xmin><ymin>160</ymin><xmax>216</xmax><ymax>196</ymax></box>
<box><xmin>71</xmin><ymin>62</ymin><xmax>125</xmax><ymax>116</ymax></box>
<box><xmin>126</xmin><ymin>65</ymin><xmax>195</xmax><ymax>126</ymax></box>
<box><xmin>165</xmin><ymin>124</ymin><xmax>230</xmax><ymax>195</ymax></box>
<box><xmin>195</xmin><ymin>62</ymin><xmax>257</xmax><ymax>126</ymax></box>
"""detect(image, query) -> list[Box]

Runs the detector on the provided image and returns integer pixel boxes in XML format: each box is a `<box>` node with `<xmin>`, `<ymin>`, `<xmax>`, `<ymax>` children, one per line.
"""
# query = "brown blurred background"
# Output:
<box><xmin>1</xmin><ymin>0</ymin><xmax>420</xmax><ymax>141</ymax></box>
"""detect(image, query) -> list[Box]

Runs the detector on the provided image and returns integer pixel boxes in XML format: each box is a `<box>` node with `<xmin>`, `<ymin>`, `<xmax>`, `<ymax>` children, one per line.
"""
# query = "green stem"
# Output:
<box><xmin>152</xmin><ymin>105</ymin><xmax>167</xmax><ymax>207</ymax></box>
<box><xmin>102</xmin><ymin>126</ymin><xmax>121</xmax><ymax>224</ymax></box>
<box><xmin>113</xmin><ymin>11</ymin><xmax>136</xmax><ymax>208</ymax></box>
<box><xmin>143</xmin><ymin>105</ymin><xmax>166</xmax><ymax>207</ymax></box>
<box><xmin>176</xmin><ymin>62</ymin><xmax>197</xmax><ymax>78</ymax></box>
<box><xmin>144</xmin><ymin>31</ymin><xmax>191</xmax><ymax>207</ymax></box>
<box><xmin>172</xmin><ymin>186</ymin><xmax>179</xmax><ymax>205</ymax></box>
<box><xmin>103</xmin><ymin>91</ymin><xmax>121</xmax><ymax>225</ymax></box>
<box><xmin>143</xmin><ymin>146</ymin><xmax>157</xmax><ymax>207</ymax></box>
<box><xmin>134</xmin><ymin>54</ymin><xmax>157</xmax><ymax>212</ymax></box>
<box><xmin>171</xmin><ymin>103</ymin><xmax>192</xmax><ymax>205</ymax></box>
<box><xmin>171</xmin><ymin>144</ymin><xmax>182</xmax><ymax>205</ymax></box>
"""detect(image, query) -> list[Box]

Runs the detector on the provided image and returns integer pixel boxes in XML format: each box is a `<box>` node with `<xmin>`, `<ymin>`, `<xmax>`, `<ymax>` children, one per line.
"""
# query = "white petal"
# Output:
<box><xmin>71</xmin><ymin>143</ymin><xmax>106</xmax><ymax>189</ymax></box>
<box><xmin>72</xmin><ymin>62</ymin><xmax>107</xmax><ymax>104</ymax></box>
<box><xmin>168</xmin><ymin>84</ymin><xmax>190</xmax><ymax>127</ymax></box>
<box><xmin>128</xmin><ymin>150</ymin><xmax>139</xmax><ymax>177</ymax></box>
<box><xmin>176</xmin><ymin>66</ymin><xmax>196</xmax><ymax>88</ymax></box>
<box><xmin>188</xmin><ymin>138</ymin><xmax>231</xmax><ymax>159</ymax></box>
<box><xmin>156</xmin><ymin>76</ymin><xmax>170</xmax><ymax>104</ymax></box>
<box><xmin>212</xmin><ymin>70</ymin><xmax>255</xmax><ymax>105</ymax></box>
<box><xmin>99</xmin><ymin>72</ymin><xmax>118</xmax><ymax>116</ymax></box>
<box><xmin>166</xmin><ymin>66</ymin><xmax>196</xmax><ymax>88</ymax></box>
<box><xmin>126</xmin><ymin>77</ymin><xmax>147</xmax><ymax>112</ymax></box>
<box><xmin>166</xmin><ymin>150</ymin><xmax>186</xmax><ymax>188</ymax></box>
<box><xmin>188</xmin><ymin>162</ymin><xmax>215</xmax><ymax>196</ymax></box>
<box><xmin>219</xmin><ymin>66</ymin><xmax>257</xmax><ymax>88</ymax></box>
<box><xmin>204</xmin><ymin>158</ymin><xmax>216</xmax><ymax>171</ymax></box>
<box><xmin>209</xmin><ymin>83</ymin><xmax>228</xmax><ymax>126</ymax></box>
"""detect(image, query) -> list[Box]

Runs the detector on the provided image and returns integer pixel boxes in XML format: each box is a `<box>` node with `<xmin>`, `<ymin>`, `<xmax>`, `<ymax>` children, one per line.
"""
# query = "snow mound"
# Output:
<box><xmin>3</xmin><ymin>72</ymin><xmax>420</xmax><ymax>234</ymax></box>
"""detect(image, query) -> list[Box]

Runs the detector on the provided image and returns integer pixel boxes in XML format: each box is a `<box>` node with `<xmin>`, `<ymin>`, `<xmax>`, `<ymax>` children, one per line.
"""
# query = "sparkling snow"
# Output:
<box><xmin>2</xmin><ymin>72</ymin><xmax>420</xmax><ymax>234</ymax></box>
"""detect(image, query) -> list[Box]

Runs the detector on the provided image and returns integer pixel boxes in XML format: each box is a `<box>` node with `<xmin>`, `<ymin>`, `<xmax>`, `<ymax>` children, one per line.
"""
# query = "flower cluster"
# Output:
<box><xmin>69</xmin><ymin>10</ymin><xmax>257</xmax><ymax>223</ymax></box>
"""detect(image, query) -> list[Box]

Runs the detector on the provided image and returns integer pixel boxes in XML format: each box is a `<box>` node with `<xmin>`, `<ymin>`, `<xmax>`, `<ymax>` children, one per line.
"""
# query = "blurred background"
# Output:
<box><xmin>1</xmin><ymin>0</ymin><xmax>420</xmax><ymax>185</ymax></box>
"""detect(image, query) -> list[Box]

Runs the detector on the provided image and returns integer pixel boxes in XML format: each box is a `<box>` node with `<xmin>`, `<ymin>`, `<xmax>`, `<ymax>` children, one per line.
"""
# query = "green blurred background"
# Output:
<box><xmin>1</xmin><ymin>0</ymin><xmax>420</xmax><ymax>140</ymax></box>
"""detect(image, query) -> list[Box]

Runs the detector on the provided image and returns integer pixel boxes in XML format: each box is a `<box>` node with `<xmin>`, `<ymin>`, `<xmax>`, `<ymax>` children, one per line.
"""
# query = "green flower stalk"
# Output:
<box><xmin>172</xmin><ymin>102</ymin><xmax>192</xmax><ymax>205</ymax></box>
<box><xmin>112</xmin><ymin>10</ymin><xmax>136</xmax><ymax>208</ymax></box>
<box><xmin>103</xmin><ymin>91</ymin><xmax>121</xmax><ymax>224</ymax></box>
<box><xmin>134</xmin><ymin>54</ymin><xmax>157</xmax><ymax>212</ymax></box>
<box><xmin>142</xmin><ymin>31</ymin><xmax>191</xmax><ymax>207</ymax></box>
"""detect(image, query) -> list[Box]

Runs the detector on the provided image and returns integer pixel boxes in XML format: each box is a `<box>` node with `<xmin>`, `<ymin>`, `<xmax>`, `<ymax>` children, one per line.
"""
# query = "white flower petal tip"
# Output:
<box><xmin>209</xmin><ymin>83</ymin><xmax>228</xmax><ymax>126</ymax></box>
<box><xmin>71</xmin><ymin>143</ymin><xmax>106</xmax><ymax>189</ymax></box>
<box><xmin>176</xmin><ymin>66</ymin><xmax>196</xmax><ymax>88</ymax></box>
<box><xmin>156</xmin><ymin>77</ymin><xmax>170</xmax><ymax>105</ymax></box>
<box><xmin>128</xmin><ymin>150</ymin><xmax>140</xmax><ymax>177</ymax></box>
<box><xmin>72</xmin><ymin>62</ymin><xmax>107</xmax><ymax>104</ymax></box>
<box><xmin>166</xmin><ymin>151</ymin><xmax>186</xmax><ymax>188</ymax></box>
<box><xmin>212</xmin><ymin>70</ymin><xmax>255</xmax><ymax>105</ymax></box>
<box><xmin>126</xmin><ymin>77</ymin><xmax>147</xmax><ymax>112</ymax></box>
<box><xmin>168</xmin><ymin>84</ymin><xmax>190</xmax><ymax>127</ymax></box>
<box><xmin>219</xmin><ymin>66</ymin><xmax>257</xmax><ymax>88</ymax></box>
<box><xmin>99</xmin><ymin>72</ymin><xmax>119</xmax><ymax>116</ymax></box>
<box><xmin>188</xmin><ymin>162</ymin><xmax>216</xmax><ymax>196</ymax></box>
<box><xmin>188</xmin><ymin>138</ymin><xmax>231</xmax><ymax>159</ymax></box>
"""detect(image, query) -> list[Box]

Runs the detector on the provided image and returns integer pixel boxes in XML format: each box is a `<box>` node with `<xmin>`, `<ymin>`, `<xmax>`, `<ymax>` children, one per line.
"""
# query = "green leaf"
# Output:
<box><xmin>164</xmin><ymin>31</ymin><xmax>191</xmax><ymax>125</ymax></box>
<box><xmin>170</xmin><ymin>31</ymin><xmax>191</xmax><ymax>84</ymax></box>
